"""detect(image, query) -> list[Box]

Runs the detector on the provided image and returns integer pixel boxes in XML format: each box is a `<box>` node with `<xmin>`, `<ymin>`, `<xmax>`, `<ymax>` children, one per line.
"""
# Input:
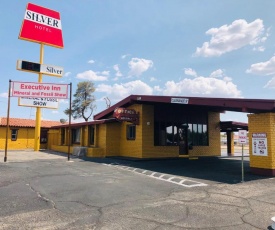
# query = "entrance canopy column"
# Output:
<box><xmin>248</xmin><ymin>113</ymin><xmax>275</xmax><ymax>176</ymax></box>
<box><xmin>226</xmin><ymin>131</ymin><xmax>234</xmax><ymax>156</ymax></box>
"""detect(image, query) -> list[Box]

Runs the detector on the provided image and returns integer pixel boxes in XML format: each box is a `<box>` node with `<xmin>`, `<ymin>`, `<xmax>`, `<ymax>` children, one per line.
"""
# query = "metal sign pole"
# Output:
<box><xmin>67</xmin><ymin>82</ymin><xmax>72</xmax><ymax>161</ymax></box>
<box><xmin>4</xmin><ymin>80</ymin><xmax>11</xmax><ymax>162</ymax></box>
<box><xmin>34</xmin><ymin>43</ymin><xmax>44</xmax><ymax>151</ymax></box>
<box><xmin>241</xmin><ymin>143</ymin><xmax>244</xmax><ymax>182</ymax></box>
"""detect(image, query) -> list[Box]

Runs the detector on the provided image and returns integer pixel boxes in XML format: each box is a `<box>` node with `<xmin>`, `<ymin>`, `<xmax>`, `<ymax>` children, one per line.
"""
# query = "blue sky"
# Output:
<box><xmin>1</xmin><ymin>1</ymin><xmax>275</xmax><ymax>123</ymax></box>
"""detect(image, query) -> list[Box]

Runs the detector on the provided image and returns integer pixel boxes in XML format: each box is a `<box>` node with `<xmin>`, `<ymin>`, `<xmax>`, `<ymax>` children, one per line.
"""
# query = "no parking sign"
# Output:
<box><xmin>238</xmin><ymin>130</ymin><xmax>247</xmax><ymax>144</ymax></box>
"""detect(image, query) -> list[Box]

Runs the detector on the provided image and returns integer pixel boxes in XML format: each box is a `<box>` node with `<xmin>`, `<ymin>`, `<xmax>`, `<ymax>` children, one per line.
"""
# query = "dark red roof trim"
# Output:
<box><xmin>51</xmin><ymin>118</ymin><xmax>117</xmax><ymax>128</ymax></box>
<box><xmin>94</xmin><ymin>95</ymin><xmax>275</xmax><ymax>120</ymax></box>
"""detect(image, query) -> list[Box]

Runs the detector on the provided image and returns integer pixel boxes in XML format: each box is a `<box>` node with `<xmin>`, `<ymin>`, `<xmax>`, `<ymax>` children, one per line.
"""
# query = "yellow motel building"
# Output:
<box><xmin>0</xmin><ymin>117</ymin><xmax>61</xmax><ymax>150</ymax></box>
<box><xmin>45</xmin><ymin>95</ymin><xmax>275</xmax><ymax>177</ymax></box>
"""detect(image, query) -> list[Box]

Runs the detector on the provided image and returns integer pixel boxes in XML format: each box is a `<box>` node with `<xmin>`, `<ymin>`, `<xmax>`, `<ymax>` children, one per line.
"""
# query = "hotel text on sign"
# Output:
<box><xmin>19</xmin><ymin>3</ymin><xmax>64</xmax><ymax>48</ymax></box>
<box><xmin>11</xmin><ymin>81</ymin><xmax>68</xmax><ymax>99</ymax></box>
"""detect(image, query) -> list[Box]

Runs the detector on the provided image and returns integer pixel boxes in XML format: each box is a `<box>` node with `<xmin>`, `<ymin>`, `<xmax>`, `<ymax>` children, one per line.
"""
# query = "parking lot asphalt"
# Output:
<box><xmin>0</xmin><ymin>150</ymin><xmax>275</xmax><ymax>230</ymax></box>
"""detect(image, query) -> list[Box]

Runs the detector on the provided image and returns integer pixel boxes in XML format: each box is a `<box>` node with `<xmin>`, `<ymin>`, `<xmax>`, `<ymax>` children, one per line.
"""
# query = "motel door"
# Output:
<box><xmin>178</xmin><ymin>126</ymin><xmax>188</xmax><ymax>155</ymax></box>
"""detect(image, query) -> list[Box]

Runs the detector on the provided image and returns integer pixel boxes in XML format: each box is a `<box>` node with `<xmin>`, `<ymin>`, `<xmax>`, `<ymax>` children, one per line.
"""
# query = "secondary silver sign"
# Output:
<box><xmin>17</xmin><ymin>60</ymin><xmax>63</xmax><ymax>77</ymax></box>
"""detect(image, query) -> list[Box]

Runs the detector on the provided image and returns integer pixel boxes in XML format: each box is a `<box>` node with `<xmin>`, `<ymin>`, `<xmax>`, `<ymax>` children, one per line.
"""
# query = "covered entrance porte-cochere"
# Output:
<box><xmin>220</xmin><ymin>121</ymin><xmax>248</xmax><ymax>156</ymax></box>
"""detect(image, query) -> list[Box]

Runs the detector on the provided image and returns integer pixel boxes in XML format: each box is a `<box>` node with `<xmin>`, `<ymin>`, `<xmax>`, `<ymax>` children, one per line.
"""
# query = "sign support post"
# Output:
<box><xmin>4</xmin><ymin>80</ymin><xmax>11</xmax><ymax>162</ymax></box>
<box><xmin>68</xmin><ymin>82</ymin><xmax>72</xmax><ymax>161</ymax></box>
<box><xmin>241</xmin><ymin>143</ymin><xmax>244</xmax><ymax>182</ymax></box>
<box><xmin>238</xmin><ymin>130</ymin><xmax>247</xmax><ymax>183</ymax></box>
<box><xmin>34</xmin><ymin>44</ymin><xmax>44</xmax><ymax>151</ymax></box>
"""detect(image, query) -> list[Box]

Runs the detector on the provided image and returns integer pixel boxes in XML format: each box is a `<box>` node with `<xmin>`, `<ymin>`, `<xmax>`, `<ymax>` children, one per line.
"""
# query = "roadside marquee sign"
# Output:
<box><xmin>19</xmin><ymin>3</ymin><xmax>64</xmax><ymax>48</ymax></box>
<box><xmin>11</xmin><ymin>81</ymin><xmax>68</xmax><ymax>99</ymax></box>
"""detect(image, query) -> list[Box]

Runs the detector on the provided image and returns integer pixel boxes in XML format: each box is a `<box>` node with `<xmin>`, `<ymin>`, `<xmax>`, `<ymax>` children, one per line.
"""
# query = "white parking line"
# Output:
<box><xmin>104</xmin><ymin>164</ymin><xmax>207</xmax><ymax>188</ymax></box>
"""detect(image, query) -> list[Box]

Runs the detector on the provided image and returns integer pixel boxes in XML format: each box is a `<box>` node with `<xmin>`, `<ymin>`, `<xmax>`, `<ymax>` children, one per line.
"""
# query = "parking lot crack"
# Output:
<box><xmin>25</xmin><ymin>183</ymin><xmax>56</xmax><ymax>209</ymax></box>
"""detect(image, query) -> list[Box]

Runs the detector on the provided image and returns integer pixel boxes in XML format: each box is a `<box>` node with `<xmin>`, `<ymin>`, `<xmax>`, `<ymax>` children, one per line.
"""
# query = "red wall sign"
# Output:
<box><xmin>19</xmin><ymin>3</ymin><xmax>64</xmax><ymax>48</ymax></box>
<box><xmin>113</xmin><ymin>108</ymin><xmax>139</xmax><ymax>125</ymax></box>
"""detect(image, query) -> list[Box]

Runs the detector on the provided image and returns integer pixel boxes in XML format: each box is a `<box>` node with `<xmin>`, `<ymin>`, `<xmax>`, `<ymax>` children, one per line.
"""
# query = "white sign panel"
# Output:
<box><xmin>238</xmin><ymin>130</ymin><xmax>247</xmax><ymax>144</ymax></box>
<box><xmin>252</xmin><ymin>133</ymin><xmax>268</xmax><ymax>156</ymax></box>
<box><xmin>11</xmin><ymin>81</ymin><xmax>68</xmax><ymax>99</ymax></box>
<box><xmin>40</xmin><ymin>63</ymin><xmax>63</xmax><ymax>77</ymax></box>
<box><xmin>171</xmin><ymin>98</ymin><xmax>189</xmax><ymax>104</ymax></box>
<box><xmin>19</xmin><ymin>97</ymin><xmax>59</xmax><ymax>109</ymax></box>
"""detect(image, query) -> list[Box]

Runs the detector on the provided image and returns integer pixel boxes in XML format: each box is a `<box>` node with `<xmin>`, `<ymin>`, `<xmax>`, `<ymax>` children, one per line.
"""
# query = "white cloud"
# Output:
<box><xmin>0</xmin><ymin>92</ymin><xmax>8</xmax><ymax>98</ymax></box>
<box><xmin>64</xmin><ymin>72</ymin><xmax>72</xmax><ymax>77</ymax></box>
<box><xmin>153</xmin><ymin>85</ymin><xmax>162</xmax><ymax>92</ymax></box>
<box><xmin>246</xmin><ymin>56</ymin><xmax>275</xmax><ymax>76</ymax></box>
<box><xmin>128</xmin><ymin>58</ymin><xmax>153</xmax><ymax>76</ymax></box>
<box><xmin>101</xmin><ymin>71</ymin><xmax>110</xmax><ymax>76</ymax></box>
<box><xmin>76</xmin><ymin>70</ymin><xmax>108</xmax><ymax>81</ymax></box>
<box><xmin>162</xmin><ymin>77</ymin><xmax>241</xmax><ymax>98</ymax></box>
<box><xmin>121</xmin><ymin>54</ymin><xmax>130</xmax><ymax>59</ymax></box>
<box><xmin>253</xmin><ymin>46</ymin><xmax>265</xmax><ymax>52</ymax></box>
<box><xmin>264</xmin><ymin>77</ymin><xmax>275</xmax><ymax>88</ymax></box>
<box><xmin>96</xmin><ymin>80</ymin><xmax>153</xmax><ymax>101</ymax></box>
<box><xmin>88</xmin><ymin>60</ymin><xmax>95</xmax><ymax>64</ymax></box>
<box><xmin>184</xmin><ymin>68</ymin><xmax>197</xmax><ymax>77</ymax></box>
<box><xmin>113</xmin><ymin>64</ymin><xmax>122</xmax><ymax>78</ymax></box>
<box><xmin>59</xmin><ymin>99</ymin><xmax>69</xmax><ymax>104</ymax></box>
<box><xmin>209</xmin><ymin>69</ymin><xmax>224</xmax><ymax>78</ymax></box>
<box><xmin>150</xmin><ymin>77</ymin><xmax>157</xmax><ymax>82</ymax></box>
<box><xmin>194</xmin><ymin>19</ymin><xmax>265</xmax><ymax>57</ymax></box>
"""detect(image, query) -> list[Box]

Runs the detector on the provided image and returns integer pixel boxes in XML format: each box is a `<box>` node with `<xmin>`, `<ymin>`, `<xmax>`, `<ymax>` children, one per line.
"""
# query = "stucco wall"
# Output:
<box><xmin>188</xmin><ymin>112</ymin><xmax>221</xmax><ymax>157</ymax></box>
<box><xmin>0</xmin><ymin>127</ymin><xmax>34</xmax><ymax>149</ymax></box>
<box><xmin>118</xmin><ymin>104</ymin><xmax>142</xmax><ymax>158</ymax></box>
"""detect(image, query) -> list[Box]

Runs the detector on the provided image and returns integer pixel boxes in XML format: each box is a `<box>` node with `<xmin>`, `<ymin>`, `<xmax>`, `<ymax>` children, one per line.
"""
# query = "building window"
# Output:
<box><xmin>61</xmin><ymin>128</ymin><xmax>65</xmax><ymax>145</ymax></box>
<box><xmin>127</xmin><ymin>125</ymin><xmax>136</xmax><ymax>140</ymax></box>
<box><xmin>89</xmin><ymin>126</ymin><xmax>95</xmax><ymax>145</ymax></box>
<box><xmin>154</xmin><ymin>121</ymin><xmax>208</xmax><ymax>146</ymax></box>
<box><xmin>72</xmin><ymin>128</ymin><xmax>81</xmax><ymax>144</ymax></box>
<box><xmin>188</xmin><ymin>123</ymin><xmax>208</xmax><ymax>146</ymax></box>
<box><xmin>11</xmin><ymin>129</ymin><xmax>18</xmax><ymax>141</ymax></box>
<box><xmin>40</xmin><ymin>129</ymin><xmax>48</xmax><ymax>143</ymax></box>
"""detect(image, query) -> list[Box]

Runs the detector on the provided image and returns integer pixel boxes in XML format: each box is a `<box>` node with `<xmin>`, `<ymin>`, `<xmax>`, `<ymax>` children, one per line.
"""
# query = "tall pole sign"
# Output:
<box><xmin>18</xmin><ymin>3</ymin><xmax>64</xmax><ymax>152</ymax></box>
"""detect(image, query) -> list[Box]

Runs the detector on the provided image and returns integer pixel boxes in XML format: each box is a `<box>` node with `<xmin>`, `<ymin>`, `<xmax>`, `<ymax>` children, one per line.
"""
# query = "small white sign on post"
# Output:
<box><xmin>238</xmin><ymin>130</ymin><xmax>247</xmax><ymax>144</ymax></box>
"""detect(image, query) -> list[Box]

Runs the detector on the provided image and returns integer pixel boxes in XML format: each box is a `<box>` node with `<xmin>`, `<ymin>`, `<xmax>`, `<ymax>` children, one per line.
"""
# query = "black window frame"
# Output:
<box><xmin>126</xmin><ymin>124</ymin><xmax>136</xmax><ymax>140</ymax></box>
<box><xmin>11</xmin><ymin>129</ymin><xmax>18</xmax><ymax>141</ymax></box>
<box><xmin>61</xmin><ymin>128</ymin><xmax>65</xmax><ymax>145</ymax></box>
<box><xmin>89</xmin><ymin>126</ymin><xmax>95</xmax><ymax>145</ymax></box>
<box><xmin>71</xmin><ymin>128</ymin><xmax>81</xmax><ymax>144</ymax></box>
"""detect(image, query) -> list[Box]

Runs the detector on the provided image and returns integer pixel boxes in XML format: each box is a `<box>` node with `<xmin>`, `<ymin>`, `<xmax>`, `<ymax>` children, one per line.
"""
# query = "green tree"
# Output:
<box><xmin>64</xmin><ymin>81</ymin><xmax>96</xmax><ymax>121</ymax></box>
